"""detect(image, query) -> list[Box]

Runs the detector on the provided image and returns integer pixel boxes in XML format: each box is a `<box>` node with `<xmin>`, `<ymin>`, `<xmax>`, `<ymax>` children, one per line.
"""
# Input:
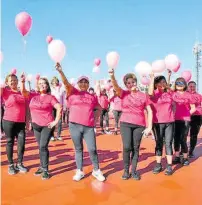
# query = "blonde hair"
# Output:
<box><xmin>51</xmin><ymin>76</ymin><xmax>59</xmax><ymax>85</ymax></box>
<box><xmin>123</xmin><ymin>73</ymin><xmax>137</xmax><ymax>85</ymax></box>
<box><xmin>5</xmin><ymin>74</ymin><xmax>18</xmax><ymax>84</ymax></box>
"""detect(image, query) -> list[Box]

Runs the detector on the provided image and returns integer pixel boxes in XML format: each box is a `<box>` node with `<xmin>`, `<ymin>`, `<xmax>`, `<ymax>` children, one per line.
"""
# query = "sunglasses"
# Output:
<box><xmin>175</xmin><ymin>81</ymin><xmax>185</xmax><ymax>86</ymax></box>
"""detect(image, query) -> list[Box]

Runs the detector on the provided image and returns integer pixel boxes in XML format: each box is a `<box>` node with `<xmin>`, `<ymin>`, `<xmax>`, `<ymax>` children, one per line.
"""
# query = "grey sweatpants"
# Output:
<box><xmin>69</xmin><ymin>122</ymin><xmax>99</xmax><ymax>170</ymax></box>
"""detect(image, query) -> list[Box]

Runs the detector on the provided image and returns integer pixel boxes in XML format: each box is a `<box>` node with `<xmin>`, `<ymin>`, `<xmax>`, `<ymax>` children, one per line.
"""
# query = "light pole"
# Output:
<box><xmin>193</xmin><ymin>42</ymin><xmax>202</xmax><ymax>92</ymax></box>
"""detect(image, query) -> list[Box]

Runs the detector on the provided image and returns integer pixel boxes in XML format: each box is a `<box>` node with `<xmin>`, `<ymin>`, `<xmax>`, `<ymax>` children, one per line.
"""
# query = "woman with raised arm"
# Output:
<box><xmin>187</xmin><ymin>81</ymin><xmax>202</xmax><ymax>158</ymax></box>
<box><xmin>172</xmin><ymin>77</ymin><xmax>196</xmax><ymax>166</ymax></box>
<box><xmin>1</xmin><ymin>74</ymin><xmax>28</xmax><ymax>175</ymax></box>
<box><xmin>55</xmin><ymin>63</ymin><xmax>105</xmax><ymax>182</ymax></box>
<box><xmin>21</xmin><ymin>74</ymin><xmax>62</xmax><ymax>180</ymax></box>
<box><xmin>148</xmin><ymin>71</ymin><xmax>175</xmax><ymax>175</ymax></box>
<box><xmin>108</xmin><ymin>68</ymin><xmax>152</xmax><ymax>180</ymax></box>
<box><xmin>50</xmin><ymin>76</ymin><xmax>65</xmax><ymax>141</ymax></box>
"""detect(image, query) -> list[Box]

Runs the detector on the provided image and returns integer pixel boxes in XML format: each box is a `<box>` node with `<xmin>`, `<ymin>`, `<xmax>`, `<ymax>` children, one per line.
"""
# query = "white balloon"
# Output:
<box><xmin>106</xmin><ymin>51</ymin><xmax>119</xmax><ymax>69</ymax></box>
<box><xmin>152</xmin><ymin>60</ymin><xmax>166</xmax><ymax>73</ymax></box>
<box><xmin>48</xmin><ymin>39</ymin><xmax>66</xmax><ymax>62</ymax></box>
<box><xmin>165</xmin><ymin>54</ymin><xmax>180</xmax><ymax>71</ymax></box>
<box><xmin>27</xmin><ymin>74</ymin><xmax>33</xmax><ymax>82</ymax></box>
<box><xmin>135</xmin><ymin>61</ymin><xmax>152</xmax><ymax>76</ymax></box>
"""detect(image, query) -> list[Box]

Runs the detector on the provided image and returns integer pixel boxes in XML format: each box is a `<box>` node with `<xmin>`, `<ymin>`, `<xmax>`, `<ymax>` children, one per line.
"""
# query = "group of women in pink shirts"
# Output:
<box><xmin>0</xmin><ymin>63</ymin><xmax>201</xmax><ymax>181</ymax></box>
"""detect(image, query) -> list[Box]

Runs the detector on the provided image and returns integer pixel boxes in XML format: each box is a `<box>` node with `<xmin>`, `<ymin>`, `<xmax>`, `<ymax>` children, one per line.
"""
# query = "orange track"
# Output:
<box><xmin>1</xmin><ymin>125</ymin><xmax>202</xmax><ymax>205</ymax></box>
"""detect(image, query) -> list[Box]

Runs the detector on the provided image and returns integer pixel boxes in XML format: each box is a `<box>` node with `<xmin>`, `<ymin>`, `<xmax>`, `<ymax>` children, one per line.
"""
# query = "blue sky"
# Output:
<box><xmin>1</xmin><ymin>0</ymin><xmax>202</xmax><ymax>92</ymax></box>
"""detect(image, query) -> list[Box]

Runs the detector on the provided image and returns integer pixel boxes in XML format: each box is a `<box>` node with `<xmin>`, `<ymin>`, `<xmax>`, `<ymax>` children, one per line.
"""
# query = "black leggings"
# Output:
<box><xmin>113</xmin><ymin>110</ymin><xmax>122</xmax><ymax>128</ymax></box>
<box><xmin>2</xmin><ymin>120</ymin><xmax>26</xmax><ymax>165</ymax></box>
<box><xmin>120</xmin><ymin>122</ymin><xmax>145</xmax><ymax>172</ymax></box>
<box><xmin>190</xmin><ymin>115</ymin><xmax>202</xmax><ymax>153</ymax></box>
<box><xmin>153</xmin><ymin>122</ymin><xmax>174</xmax><ymax>156</ymax></box>
<box><xmin>32</xmin><ymin>123</ymin><xmax>53</xmax><ymax>171</ymax></box>
<box><xmin>174</xmin><ymin>120</ymin><xmax>190</xmax><ymax>154</ymax></box>
<box><xmin>1</xmin><ymin>106</ymin><xmax>4</xmax><ymax>132</ymax></box>
<box><xmin>100</xmin><ymin>109</ymin><xmax>109</xmax><ymax>128</ymax></box>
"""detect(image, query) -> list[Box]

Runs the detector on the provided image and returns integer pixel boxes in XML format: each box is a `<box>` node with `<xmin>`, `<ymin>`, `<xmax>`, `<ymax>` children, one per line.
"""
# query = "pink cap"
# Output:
<box><xmin>77</xmin><ymin>76</ymin><xmax>89</xmax><ymax>83</ymax></box>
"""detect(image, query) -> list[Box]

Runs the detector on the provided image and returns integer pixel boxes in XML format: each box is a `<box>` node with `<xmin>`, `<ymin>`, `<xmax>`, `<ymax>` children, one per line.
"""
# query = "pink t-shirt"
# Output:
<box><xmin>98</xmin><ymin>94</ymin><xmax>109</xmax><ymax>109</ymax></box>
<box><xmin>29</xmin><ymin>93</ymin><xmax>58</xmax><ymax>126</ymax></box>
<box><xmin>172</xmin><ymin>91</ymin><xmax>194</xmax><ymax>121</ymax></box>
<box><xmin>120</xmin><ymin>90</ymin><xmax>151</xmax><ymax>126</ymax></box>
<box><xmin>110</xmin><ymin>96</ymin><xmax>122</xmax><ymax>111</ymax></box>
<box><xmin>2</xmin><ymin>88</ymin><xmax>26</xmax><ymax>122</ymax></box>
<box><xmin>189</xmin><ymin>92</ymin><xmax>202</xmax><ymax>116</ymax></box>
<box><xmin>150</xmin><ymin>89</ymin><xmax>175</xmax><ymax>123</ymax></box>
<box><xmin>68</xmin><ymin>88</ymin><xmax>98</xmax><ymax>127</ymax></box>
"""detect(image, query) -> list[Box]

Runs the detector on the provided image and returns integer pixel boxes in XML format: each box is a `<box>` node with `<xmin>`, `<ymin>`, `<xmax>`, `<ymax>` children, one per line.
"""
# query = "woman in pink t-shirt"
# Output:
<box><xmin>97</xmin><ymin>86</ymin><xmax>111</xmax><ymax>135</ymax></box>
<box><xmin>148</xmin><ymin>72</ymin><xmax>175</xmax><ymax>176</ymax></box>
<box><xmin>55</xmin><ymin>63</ymin><xmax>105</xmax><ymax>182</ymax></box>
<box><xmin>1</xmin><ymin>74</ymin><xmax>28</xmax><ymax>175</ymax></box>
<box><xmin>110</xmin><ymin>90</ymin><xmax>122</xmax><ymax>135</ymax></box>
<box><xmin>21</xmin><ymin>76</ymin><xmax>62</xmax><ymax>180</ymax></box>
<box><xmin>172</xmin><ymin>77</ymin><xmax>196</xmax><ymax>166</ymax></box>
<box><xmin>188</xmin><ymin>81</ymin><xmax>202</xmax><ymax>157</ymax></box>
<box><xmin>109</xmin><ymin>69</ymin><xmax>152</xmax><ymax>180</ymax></box>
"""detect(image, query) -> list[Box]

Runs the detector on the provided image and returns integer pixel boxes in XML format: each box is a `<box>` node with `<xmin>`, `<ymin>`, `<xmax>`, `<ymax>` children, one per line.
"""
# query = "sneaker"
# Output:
<box><xmin>189</xmin><ymin>152</ymin><xmax>195</xmax><ymax>158</ymax></box>
<box><xmin>104</xmin><ymin>130</ymin><xmax>112</xmax><ymax>135</ymax></box>
<box><xmin>182</xmin><ymin>158</ymin><xmax>189</xmax><ymax>166</ymax></box>
<box><xmin>152</xmin><ymin>163</ymin><xmax>162</xmax><ymax>174</ymax></box>
<box><xmin>16</xmin><ymin>163</ymin><xmax>28</xmax><ymax>173</ymax></box>
<box><xmin>121</xmin><ymin>170</ymin><xmax>130</xmax><ymax>180</ymax></box>
<box><xmin>172</xmin><ymin>157</ymin><xmax>181</xmax><ymax>164</ymax></box>
<box><xmin>57</xmin><ymin>136</ymin><xmax>63</xmax><ymax>141</ymax></box>
<box><xmin>101</xmin><ymin>130</ymin><xmax>105</xmax><ymax>135</ymax></box>
<box><xmin>131</xmin><ymin>171</ymin><xmax>141</xmax><ymax>180</ymax></box>
<box><xmin>8</xmin><ymin>164</ymin><xmax>17</xmax><ymax>175</ymax></box>
<box><xmin>41</xmin><ymin>171</ymin><xmax>50</xmax><ymax>180</ymax></box>
<box><xmin>73</xmin><ymin>169</ymin><xmax>85</xmax><ymax>181</ymax></box>
<box><xmin>34</xmin><ymin>167</ymin><xmax>43</xmax><ymax>176</ymax></box>
<box><xmin>165</xmin><ymin>165</ymin><xmax>173</xmax><ymax>176</ymax></box>
<box><xmin>92</xmin><ymin>169</ymin><xmax>105</xmax><ymax>182</ymax></box>
<box><xmin>50</xmin><ymin>137</ymin><xmax>55</xmax><ymax>141</ymax></box>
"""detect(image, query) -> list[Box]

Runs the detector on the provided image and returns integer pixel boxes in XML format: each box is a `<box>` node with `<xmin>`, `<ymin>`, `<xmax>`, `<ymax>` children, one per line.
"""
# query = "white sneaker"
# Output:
<box><xmin>57</xmin><ymin>136</ymin><xmax>63</xmax><ymax>141</ymax></box>
<box><xmin>73</xmin><ymin>169</ymin><xmax>85</xmax><ymax>181</ymax></box>
<box><xmin>50</xmin><ymin>137</ymin><xmax>55</xmax><ymax>141</ymax></box>
<box><xmin>92</xmin><ymin>169</ymin><xmax>105</xmax><ymax>182</ymax></box>
<box><xmin>104</xmin><ymin>130</ymin><xmax>112</xmax><ymax>135</ymax></box>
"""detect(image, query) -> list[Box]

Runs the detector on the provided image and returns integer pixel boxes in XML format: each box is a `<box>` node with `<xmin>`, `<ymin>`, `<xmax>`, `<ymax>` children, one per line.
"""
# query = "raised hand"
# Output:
<box><xmin>20</xmin><ymin>72</ymin><xmax>26</xmax><ymax>83</ymax></box>
<box><xmin>55</xmin><ymin>63</ymin><xmax>62</xmax><ymax>72</ymax></box>
<box><xmin>108</xmin><ymin>68</ymin><xmax>114</xmax><ymax>76</ymax></box>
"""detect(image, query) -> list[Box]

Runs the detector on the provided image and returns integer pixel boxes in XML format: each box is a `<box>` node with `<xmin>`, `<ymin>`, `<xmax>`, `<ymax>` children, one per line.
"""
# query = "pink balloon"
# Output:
<box><xmin>11</xmin><ymin>68</ymin><xmax>17</xmax><ymax>75</ymax></box>
<box><xmin>15</xmin><ymin>12</ymin><xmax>32</xmax><ymax>36</ymax></box>
<box><xmin>141</xmin><ymin>76</ymin><xmax>150</xmax><ymax>85</ymax></box>
<box><xmin>48</xmin><ymin>40</ymin><xmax>66</xmax><ymax>62</ymax></box>
<box><xmin>172</xmin><ymin>62</ymin><xmax>181</xmax><ymax>73</ymax></box>
<box><xmin>181</xmin><ymin>71</ymin><xmax>192</xmax><ymax>82</ymax></box>
<box><xmin>46</xmin><ymin>35</ymin><xmax>53</xmax><ymax>44</ymax></box>
<box><xmin>35</xmin><ymin>74</ymin><xmax>40</xmax><ymax>80</ymax></box>
<box><xmin>0</xmin><ymin>51</ymin><xmax>3</xmax><ymax>64</ymax></box>
<box><xmin>165</xmin><ymin>54</ymin><xmax>180</xmax><ymax>72</ymax></box>
<box><xmin>152</xmin><ymin>60</ymin><xmax>166</xmax><ymax>73</ymax></box>
<box><xmin>94</xmin><ymin>58</ymin><xmax>101</xmax><ymax>67</ymax></box>
<box><xmin>106</xmin><ymin>51</ymin><xmax>119</xmax><ymax>68</ymax></box>
<box><xmin>93</xmin><ymin>66</ymin><xmax>100</xmax><ymax>73</ymax></box>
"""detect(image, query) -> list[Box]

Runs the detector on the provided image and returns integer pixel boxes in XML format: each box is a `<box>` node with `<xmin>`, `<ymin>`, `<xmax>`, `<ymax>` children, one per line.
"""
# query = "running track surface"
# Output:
<box><xmin>1</xmin><ymin>125</ymin><xmax>202</xmax><ymax>205</ymax></box>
